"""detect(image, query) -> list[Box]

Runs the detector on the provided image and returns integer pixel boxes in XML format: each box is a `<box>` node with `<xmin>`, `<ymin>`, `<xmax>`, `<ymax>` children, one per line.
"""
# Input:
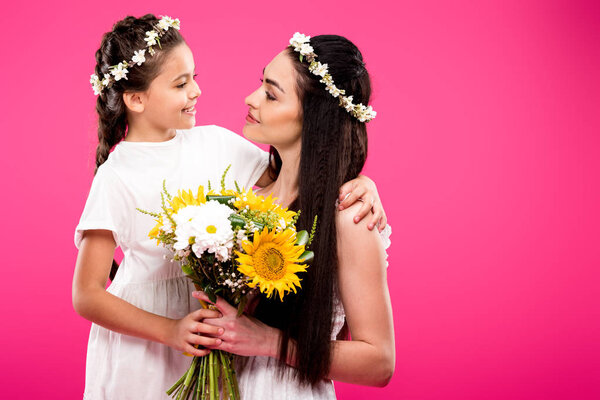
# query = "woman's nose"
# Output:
<box><xmin>245</xmin><ymin>88</ymin><xmax>260</xmax><ymax>108</ymax></box>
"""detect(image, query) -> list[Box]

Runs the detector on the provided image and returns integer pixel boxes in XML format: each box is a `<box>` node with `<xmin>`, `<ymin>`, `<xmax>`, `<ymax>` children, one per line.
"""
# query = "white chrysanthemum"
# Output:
<box><xmin>340</xmin><ymin>95</ymin><xmax>354</xmax><ymax>112</ymax></box>
<box><xmin>145</xmin><ymin>30</ymin><xmax>159</xmax><ymax>46</ymax></box>
<box><xmin>309</xmin><ymin>61</ymin><xmax>328</xmax><ymax>77</ymax></box>
<box><xmin>299</xmin><ymin>43</ymin><xmax>314</xmax><ymax>56</ymax></box>
<box><xmin>320</xmin><ymin>74</ymin><xmax>333</xmax><ymax>85</ymax></box>
<box><xmin>101</xmin><ymin>74</ymin><xmax>111</xmax><ymax>87</ymax></box>
<box><xmin>157</xmin><ymin>18</ymin><xmax>170</xmax><ymax>31</ymax></box>
<box><xmin>90</xmin><ymin>74</ymin><xmax>102</xmax><ymax>95</ymax></box>
<box><xmin>327</xmin><ymin>85</ymin><xmax>344</xmax><ymax>98</ymax></box>
<box><xmin>111</xmin><ymin>62</ymin><xmax>129</xmax><ymax>81</ymax></box>
<box><xmin>292</xmin><ymin>32</ymin><xmax>310</xmax><ymax>43</ymax></box>
<box><xmin>172</xmin><ymin>201</ymin><xmax>235</xmax><ymax>261</ymax></box>
<box><xmin>132</xmin><ymin>49</ymin><xmax>146</xmax><ymax>66</ymax></box>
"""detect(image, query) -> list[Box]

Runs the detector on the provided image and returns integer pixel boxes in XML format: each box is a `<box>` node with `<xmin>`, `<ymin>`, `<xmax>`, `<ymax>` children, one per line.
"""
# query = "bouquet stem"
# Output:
<box><xmin>167</xmin><ymin>349</ymin><xmax>239</xmax><ymax>400</ymax></box>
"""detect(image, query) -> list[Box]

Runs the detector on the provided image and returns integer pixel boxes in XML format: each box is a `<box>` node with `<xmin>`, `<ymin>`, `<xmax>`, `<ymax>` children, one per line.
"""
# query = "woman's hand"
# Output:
<box><xmin>192</xmin><ymin>291</ymin><xmax>280</xmax><ymax>358</ymax></box>
<box><xmin>338</xmin><ymin>175</ymin><xmax>387</xmax><ymax>231</ymax></box>
<box><xmin>164</xmin><ymin>308</ymin><xmax>225</xmax><ymax>357</ymax></box>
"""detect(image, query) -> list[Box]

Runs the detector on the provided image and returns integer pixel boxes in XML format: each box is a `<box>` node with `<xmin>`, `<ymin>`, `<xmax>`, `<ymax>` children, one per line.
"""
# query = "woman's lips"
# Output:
<box><xmin>245</xmin><ymin>112</ymin><xmax>259</xmax><ymax>124</ymax></box>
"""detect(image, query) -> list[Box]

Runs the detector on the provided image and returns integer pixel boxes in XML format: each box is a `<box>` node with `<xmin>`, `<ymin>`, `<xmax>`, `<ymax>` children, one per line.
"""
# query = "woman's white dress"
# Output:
<box><xmin>236</xmin><ymin>225</ymin><xmax>392</xmax><ymax>399</ymax></box>
<box><xmin>75</xmin><ymin>125</ymin><xmax>268</xmax><ymax>400</ymax></box>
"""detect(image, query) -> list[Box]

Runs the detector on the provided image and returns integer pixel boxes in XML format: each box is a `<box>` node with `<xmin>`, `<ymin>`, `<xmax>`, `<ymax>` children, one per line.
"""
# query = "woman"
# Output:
<box><xmin>194</xmin><ymin>33</ymin><xmax>394</xmax><ymax>398</ymax></box>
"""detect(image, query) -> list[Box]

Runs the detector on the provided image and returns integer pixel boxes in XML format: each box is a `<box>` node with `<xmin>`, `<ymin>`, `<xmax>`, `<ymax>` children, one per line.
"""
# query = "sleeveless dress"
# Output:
<box><xmin>74</xmin><ymin>125</ymin><xmax>269</xmax><ymax>400</ymax></box>
<box><xmin>236</xmin><ymin>225</ymin><xmax>392</xmax><ymax>399</ymax></box>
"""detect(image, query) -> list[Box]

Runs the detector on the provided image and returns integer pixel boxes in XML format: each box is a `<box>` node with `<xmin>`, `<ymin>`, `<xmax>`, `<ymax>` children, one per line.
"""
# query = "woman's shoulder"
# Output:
<box><xmin>336</xmin><ymin>203</ymin><xmax>392</xmax><ymax>250</ymax></box>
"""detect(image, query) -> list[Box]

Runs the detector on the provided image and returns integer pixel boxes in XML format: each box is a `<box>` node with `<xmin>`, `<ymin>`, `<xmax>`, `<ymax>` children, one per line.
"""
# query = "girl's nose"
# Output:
<box><xmin>191</xmin><ymin>80</ymin><xmax>201</xmax><ymax>98</ymax></box>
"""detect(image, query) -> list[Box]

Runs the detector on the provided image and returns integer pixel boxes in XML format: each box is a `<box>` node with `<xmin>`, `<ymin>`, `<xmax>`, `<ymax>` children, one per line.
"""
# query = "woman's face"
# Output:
<box><xmin>141</xmin><ymin>43</ymin><xmax>201</xmax><ymax>131</ymax></box>
<box><xmin>243</xmin><ymin>50</ymin><xmax>302</xmax><ymax>151</ymax></box>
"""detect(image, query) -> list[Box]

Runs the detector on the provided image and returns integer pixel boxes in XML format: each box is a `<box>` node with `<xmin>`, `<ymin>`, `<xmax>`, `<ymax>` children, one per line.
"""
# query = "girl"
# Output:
<box><xmin>193</xmin><ymin>34</ymin><xmax>395</xmax><ymax>399</ymax></box>
<box><xmin>73</xmin><ymin>16</ymin><xmax>385</xmax><ymax>399</ymax></box>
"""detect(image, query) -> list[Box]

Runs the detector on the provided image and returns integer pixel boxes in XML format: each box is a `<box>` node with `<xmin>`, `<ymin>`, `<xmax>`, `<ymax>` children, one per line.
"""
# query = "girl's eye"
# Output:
<box><xmin>177</xmin><ymin>82</ymin><xmax>187</xmax><ymax>89</ymax></box>
<box><xmin>265</xmin><ymin>91</ymin><xmax>276</xmax><ymax>101</ymax></box>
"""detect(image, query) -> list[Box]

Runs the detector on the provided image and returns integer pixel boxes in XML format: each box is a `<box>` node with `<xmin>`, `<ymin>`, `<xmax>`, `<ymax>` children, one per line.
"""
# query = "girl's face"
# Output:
<box><xmin>140</xmin><ymin>43</ymin><xmax>201</xmax><ymax>131</ymax></box>
<box><xmin>243</xmin><ymin>50</ymin><xmax>302</xmax><ymax>151</ymax></box>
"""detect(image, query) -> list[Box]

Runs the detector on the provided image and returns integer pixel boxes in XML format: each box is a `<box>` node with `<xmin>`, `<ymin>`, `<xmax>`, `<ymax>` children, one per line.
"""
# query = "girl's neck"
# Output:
<box><xmin>257</xmin><ymin>144</ymin><xmax>300</xmax><ymax>209</ymax></box>
<box><xmin>125</xmin><ymin>120</ymin><xmax>176</xmax><ymax>143</ymax></box>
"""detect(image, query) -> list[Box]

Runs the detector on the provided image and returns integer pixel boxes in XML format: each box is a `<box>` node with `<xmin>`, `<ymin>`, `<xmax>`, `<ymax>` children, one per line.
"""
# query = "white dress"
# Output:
<box><xmin>236</xmin><ymin>225</ymin><xmax>392</xmax><ymax>399</ymax></box>
<box><xmin>74</xmin><ymin>125</ymin><xmax>269</xmax><ymax>400</ymax></box>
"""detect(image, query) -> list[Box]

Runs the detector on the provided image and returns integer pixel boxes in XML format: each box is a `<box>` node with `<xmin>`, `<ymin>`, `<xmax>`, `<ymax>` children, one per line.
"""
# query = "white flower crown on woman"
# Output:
<box><xmin>288</xmin><ymin>32</ymin><xmax>377</xmax><ymax>123</ymax></box>
<box><xmin>90</xmin><ymin>16</ymin><xmax>181</xmax><ymax>95</ymax></box>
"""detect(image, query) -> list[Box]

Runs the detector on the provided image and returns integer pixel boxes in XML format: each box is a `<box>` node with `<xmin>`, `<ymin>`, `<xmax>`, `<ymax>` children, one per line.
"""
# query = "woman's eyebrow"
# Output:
<box><xmin>265</xmin><ymin>78</ymin><xmax>285</xmax><ymax>94</ymax></box>
<box><xmin>262</xmin><ymin>67</ymin><xmax>286</xmax><ymax>93</ymax></box>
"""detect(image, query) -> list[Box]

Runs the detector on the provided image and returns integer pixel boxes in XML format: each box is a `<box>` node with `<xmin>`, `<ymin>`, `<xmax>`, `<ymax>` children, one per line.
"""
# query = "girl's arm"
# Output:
<box><xmin>195</xmin><ymin>202</ymin><xmax>394</xmax><ymax>386</ymax></box>
<box><xmin>72</xmin><ymin>229</ymin><xmax>223</xmax><ymax>357</ymax></box>
<box><xmin>256</xmin><ymin>168</ymin><xmax>388</xmax><ymax>231</ymax></box>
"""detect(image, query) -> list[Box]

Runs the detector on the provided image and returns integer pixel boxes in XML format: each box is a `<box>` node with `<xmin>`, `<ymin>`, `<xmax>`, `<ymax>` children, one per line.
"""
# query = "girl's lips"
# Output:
<box><xmin>183</xmin><ymin>105</ymin><xmax>196</xmax><ymax>116</ymax></box>
<box><xmin>245</xmin><ymin>112</ymin><xmax>259</xmax><ymax>124</ymax></box>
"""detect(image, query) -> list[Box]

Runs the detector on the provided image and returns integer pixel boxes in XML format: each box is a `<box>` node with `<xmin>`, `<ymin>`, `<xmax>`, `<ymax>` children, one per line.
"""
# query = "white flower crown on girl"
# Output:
<box><xmin>90</xmin><ymin>16</ymin><xmax>181</xmax><ymax>95</ymax></box>
<box><xmin>288</xmin><ymin>32</ymin><xmax>377</xmax><ymax>123</ymax></box>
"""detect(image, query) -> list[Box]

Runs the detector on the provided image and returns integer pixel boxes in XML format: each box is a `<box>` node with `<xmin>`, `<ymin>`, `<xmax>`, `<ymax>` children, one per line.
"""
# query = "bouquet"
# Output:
<box><xmin>138</xmin><ymin>166</ymin><xmax>316</xmax><ymax>400</ymax></box>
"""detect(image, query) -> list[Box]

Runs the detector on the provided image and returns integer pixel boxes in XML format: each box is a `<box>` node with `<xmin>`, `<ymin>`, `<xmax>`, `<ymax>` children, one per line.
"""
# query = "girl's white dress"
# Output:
<box><xmin>236</xmin><ymin>225</ymin><xmax>392</xmax><ymax>399</ymax></box>
<box><xmin>75</xmin><ymin>125</ymin><xmax>268</xmax><ymax>400</ymax></box>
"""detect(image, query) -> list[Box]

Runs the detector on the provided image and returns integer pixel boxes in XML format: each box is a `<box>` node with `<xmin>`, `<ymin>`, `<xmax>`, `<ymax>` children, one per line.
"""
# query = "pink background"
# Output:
<box><xmin>1</xmin><ymin>0</ymin><xmax>598</xmax><ymax>399</ymax></box>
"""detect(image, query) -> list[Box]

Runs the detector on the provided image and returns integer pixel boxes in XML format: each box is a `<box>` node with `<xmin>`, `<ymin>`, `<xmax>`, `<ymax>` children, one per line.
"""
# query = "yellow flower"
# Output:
<box><xmin>149</xmin><ymin>216</ymin><xmax>163</xmax><ymax>241</ymax></box>
<box><xmin>234</xmin><ymin>188</ymin><xmax>296</xmax><ymax>227</ymax></box>
<box><xmin>169</xmin><ymin>186</ymin><xmax>207</xmax><ymax>213</ymax></box>
<box><xmin>236</xmin><ymin>228</ymin><xmax>307</xmax><ymax>300</ymax></box>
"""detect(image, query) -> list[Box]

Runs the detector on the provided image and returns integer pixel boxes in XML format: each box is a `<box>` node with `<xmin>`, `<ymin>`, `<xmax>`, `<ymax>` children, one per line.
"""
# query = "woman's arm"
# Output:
<box><xmin>72</xmin><ymin>229</ymin><xmax>222</xmax><ymax>357</ymax></box>
<box><xmin>326</xmin><ymin>202</ymin><xmax>395</xmax><ymax>386</ymax></box>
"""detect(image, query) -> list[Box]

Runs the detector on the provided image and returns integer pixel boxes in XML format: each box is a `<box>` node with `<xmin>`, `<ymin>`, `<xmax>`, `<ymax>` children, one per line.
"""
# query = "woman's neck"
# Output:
<box><xmin>258</xmin><ymin>143</ymin><xmax>301</xmax><ymax>208</ymax></box>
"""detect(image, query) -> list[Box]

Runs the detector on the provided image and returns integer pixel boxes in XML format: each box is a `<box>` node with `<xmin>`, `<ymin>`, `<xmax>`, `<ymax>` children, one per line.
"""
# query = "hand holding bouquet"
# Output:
<box><xmin>138</xmin><ymin>167</ymin><xmax>316</xmax><ymax>400</ymax></box>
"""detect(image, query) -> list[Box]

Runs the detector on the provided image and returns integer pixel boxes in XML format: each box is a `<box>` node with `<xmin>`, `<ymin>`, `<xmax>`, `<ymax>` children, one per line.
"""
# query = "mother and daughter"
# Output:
<box><xmin>73</xmin><ymin>14</ymin><xmax>394</xmax><ymax>399</ymax></box>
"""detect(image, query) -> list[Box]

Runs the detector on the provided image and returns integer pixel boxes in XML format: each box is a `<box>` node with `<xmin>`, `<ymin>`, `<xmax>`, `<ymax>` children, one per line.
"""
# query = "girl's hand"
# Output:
<box><xmin>165</xmin><ymin>308</ymin><xmax>224</xmax><ymax>357</ymax></box>
<box><xmin>338</xmin><ymin>175</ymin><xmax>388</xmax><ymax>232</ymax></box>
<box><xmin>191</xmin><ymin>291</ymin><xmax>280</xmax><ymax>358</ymax></box>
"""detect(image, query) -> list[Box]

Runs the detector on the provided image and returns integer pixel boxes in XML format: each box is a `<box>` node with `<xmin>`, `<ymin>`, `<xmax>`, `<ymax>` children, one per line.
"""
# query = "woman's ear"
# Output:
<box><xmin>122</xmin><ymin>91</ymin><xmax>145</xmax><ymax>113</ymax></box>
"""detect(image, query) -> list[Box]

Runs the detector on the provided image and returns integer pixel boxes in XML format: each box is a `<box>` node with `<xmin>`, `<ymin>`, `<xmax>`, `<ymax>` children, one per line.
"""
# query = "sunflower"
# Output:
<box><xmin>236</xmin><ymin>228</ymin><xmax>308</xmax><ymax>300</ymax></box>
<box><xmin>234</xmin><ymin>188</ymin><xmax>297</xmax><ymax>228</ymax></box>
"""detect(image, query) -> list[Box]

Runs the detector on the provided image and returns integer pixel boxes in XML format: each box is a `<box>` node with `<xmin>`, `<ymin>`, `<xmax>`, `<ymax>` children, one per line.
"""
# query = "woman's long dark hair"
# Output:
<box><xmin>253</xmin><ymin>35</ymin><xmax>371</xmax><ymax>385</ymax></box>
<box><xmin>92</xmin><ymin>14</ymin><xmax>184</xmax><ymax>280</ymax></box>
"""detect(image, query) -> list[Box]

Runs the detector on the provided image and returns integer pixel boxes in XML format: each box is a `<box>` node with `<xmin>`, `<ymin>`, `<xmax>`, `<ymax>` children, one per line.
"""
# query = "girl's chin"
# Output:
<box><xmin>179</xmin><ymin>118</ymin><xmax>196</xmax><ymax>129</ymax></box>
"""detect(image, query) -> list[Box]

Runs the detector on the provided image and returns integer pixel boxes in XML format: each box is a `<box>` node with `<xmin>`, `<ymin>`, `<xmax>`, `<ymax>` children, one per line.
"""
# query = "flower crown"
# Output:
<box><xmin>90</xmin><ymin>16</ymin><xmax>181</xmax><ymax>95</ymax></box>
<box><xmin>288</xmin><ymin>33</ymin><xmax>377</xmax><ymax>123</ymax></box>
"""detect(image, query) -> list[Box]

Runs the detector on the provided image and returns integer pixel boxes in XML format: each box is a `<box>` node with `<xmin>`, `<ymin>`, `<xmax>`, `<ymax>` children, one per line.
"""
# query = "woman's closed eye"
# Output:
<box><xmin>260</xmin><ymin>78</ymin><xmax>276</xmax><ymax>101</ymax></box>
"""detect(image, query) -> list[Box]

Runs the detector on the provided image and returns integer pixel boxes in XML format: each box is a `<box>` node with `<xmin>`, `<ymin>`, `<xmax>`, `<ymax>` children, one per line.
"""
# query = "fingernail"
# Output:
<box><xmin>339</xmin><ymin>205</ymin><xmax>344</xmax><ymax>210</ymax></box>
<box><xmin>343</xmin><ymin>193</ymin><xmax>351</xmax><ymax>201</ymax></box>
<box><xmin>218</xmin><ymin>328</ymin><xmax>224</xmax><ymax>334</ymax></box>
<box><xmin>216</xmin><ymin>339</ymin><xmax>222</xmax><ymax>344</ymax></box>
<box><xmin>368</xmin><ymin>224</ymin><xmax>374</xmax><ymax>230</ymax></box>
<box><xmin>354</xmin><ymin>216</ymin><xmax>360</xmax><ymax>223</ymax></box>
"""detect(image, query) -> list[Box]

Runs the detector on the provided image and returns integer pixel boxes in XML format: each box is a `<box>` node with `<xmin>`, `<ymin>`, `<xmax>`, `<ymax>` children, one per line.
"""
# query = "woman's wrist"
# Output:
<box><xmin>263</xmin><ymin>325</ymin><xmax>282</xmax><ymax>358</ymax></box>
